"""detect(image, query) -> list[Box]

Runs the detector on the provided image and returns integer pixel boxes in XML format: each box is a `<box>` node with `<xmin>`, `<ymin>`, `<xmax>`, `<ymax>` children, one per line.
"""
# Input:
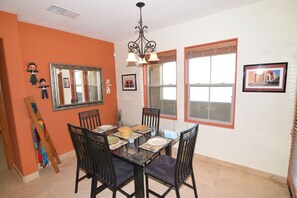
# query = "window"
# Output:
<box><xmin>73</xmin><ymin>70</ymin><xmax>84</xmax><ymax>103</ymax></box>
<box><xmin>145</xmin><ymin>50</ymin><xmax>177</xmax><ymax>119</ymax></box>
<box><xmin>185</xmin><ymin>39</ymin><xmax>237</xmax><ymax>128</ymax></box>
<box><xmin>87</xmin><ymin>70</ymin><xmax>100</xmax><ymax>102</ymax></box>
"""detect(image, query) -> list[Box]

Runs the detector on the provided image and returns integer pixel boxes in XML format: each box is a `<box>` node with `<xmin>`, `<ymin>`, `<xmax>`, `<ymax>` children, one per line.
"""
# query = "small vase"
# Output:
<box><xmin>118</xmin><ymin>121</ymin><xmax>123</xmax><ymax>127</ymax></box>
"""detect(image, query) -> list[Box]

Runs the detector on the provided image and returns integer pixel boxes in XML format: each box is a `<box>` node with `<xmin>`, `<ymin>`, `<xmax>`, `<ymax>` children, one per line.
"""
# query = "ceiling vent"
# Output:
<box><xmin>47</xmin><ymin>4</ymin><xmax>80</xmax><ymax>18</ymax></box>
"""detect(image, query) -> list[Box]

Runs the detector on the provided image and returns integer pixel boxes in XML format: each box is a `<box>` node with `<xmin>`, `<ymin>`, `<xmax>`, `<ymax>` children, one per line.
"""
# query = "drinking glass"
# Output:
<box><xmin>151</xmin><ymin>126</ymin><xmax>156</xmax><ymax>138</ymax></box>
<box><xmin>127</xmin><ymin>135</ymin><xmax>135</xmax><ymax>154</ymax></box>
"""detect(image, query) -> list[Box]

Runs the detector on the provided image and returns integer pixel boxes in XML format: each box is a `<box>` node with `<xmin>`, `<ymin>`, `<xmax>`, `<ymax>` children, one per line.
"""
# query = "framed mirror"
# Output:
<box><xmin>50</xmin><ymin>63</ymin><xmax>103</xmax><ymax>111</ymax></box>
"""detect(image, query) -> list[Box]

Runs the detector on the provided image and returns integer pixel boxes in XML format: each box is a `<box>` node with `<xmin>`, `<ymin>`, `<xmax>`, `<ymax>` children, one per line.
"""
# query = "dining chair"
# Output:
<box><xmin>67</xmin><ymin>123</ymin><xmax>93</xmax><ymax>194</ymax></box>
<box><xmin>83</xmin><ymin>128</ymin><xmax>135</xmax><ymax>198</ymax></box>
<box><xmin>141</xmin><ymin>107</ymin><xmax>160</xmax><ymax>131</ymax></box>
<box><xmin>144</xmin><ymin>124</ymin><xmax>199</xmax><ymax>198</ymax></box>
<box><xmin>78</xmin><ymin>109</ymin><xmax>101</xmax><ymax>130</ymax></box>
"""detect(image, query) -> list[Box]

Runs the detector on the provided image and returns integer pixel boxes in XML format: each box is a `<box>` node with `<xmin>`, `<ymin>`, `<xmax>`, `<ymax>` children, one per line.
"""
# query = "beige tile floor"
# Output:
<box><xmin>0</xmin><ymin>151</ymin><xmax>290</xmax><ymax>198</ymax></box>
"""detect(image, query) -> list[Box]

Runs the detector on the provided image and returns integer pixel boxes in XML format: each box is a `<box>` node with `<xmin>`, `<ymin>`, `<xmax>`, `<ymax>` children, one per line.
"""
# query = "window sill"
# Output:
<box><xmin>185</xmin><ymin>118</ymin><xmax>234</xmax><ymax>129</ymax></box>
<box><xmin>160</xmin><ymin>115</ymin><xmax>177</xmax><ymax>121</ymax></box>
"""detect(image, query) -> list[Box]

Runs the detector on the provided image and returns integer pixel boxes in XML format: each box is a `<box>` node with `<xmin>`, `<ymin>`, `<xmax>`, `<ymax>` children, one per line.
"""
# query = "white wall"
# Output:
<box><xmin>115</xmin><ymin>0</ymin><xmax>297</xmax><ymax>177</ymax></box>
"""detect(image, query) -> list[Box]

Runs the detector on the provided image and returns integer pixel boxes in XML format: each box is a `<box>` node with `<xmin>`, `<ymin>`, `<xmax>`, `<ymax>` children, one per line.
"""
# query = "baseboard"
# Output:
<box><xmin>170</xmin><ymin>148</ymin><xmax>286</xmax><ymax>184</ymax></box>
<box><xmin>196</xmin><ymin>154</ymin><xmax>287</xmax><ymax>184</ymax></box>
<box><xmin>59</xmin><ymin>150</ymin><xmax>75</xmax><ymax>160</ymax></box>
<box><xmin>12</xmin><ymin>151</ymin><xmax>75</xmax><ymax>182</ymax></box>
<box><xmin>13</xmin><ymin>164</ymin><xmax>39</xmax><ymax>183</ymax></box>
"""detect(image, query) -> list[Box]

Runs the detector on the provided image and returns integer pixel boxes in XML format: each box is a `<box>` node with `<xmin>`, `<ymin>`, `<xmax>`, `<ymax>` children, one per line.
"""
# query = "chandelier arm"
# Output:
<box><xmin>144</xmin><ymin>41</ymin><xmax>157</xmax><ymax>55</ymax></box>
<box><xmin>141</xmin><ymin>26</ymin><xmax>150</xmax><ymax>43</ymax></box>
<box><xmin>127</xmin><ymin>41</ymin><xmax>141</xmax><ymax>56</ymax></box>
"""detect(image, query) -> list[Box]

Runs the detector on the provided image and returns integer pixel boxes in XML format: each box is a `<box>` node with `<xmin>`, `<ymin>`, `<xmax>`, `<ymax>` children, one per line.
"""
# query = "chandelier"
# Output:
<box><xmin>126</xmin><ymin>2</ymin><xmax>159</xmax><ymax>66</ymax></box>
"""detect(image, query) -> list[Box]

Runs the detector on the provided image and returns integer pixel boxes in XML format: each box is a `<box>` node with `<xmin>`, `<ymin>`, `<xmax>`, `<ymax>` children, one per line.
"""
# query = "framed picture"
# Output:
<box><xmin>63</xmin><ymin>77</ymin><xmax>70</xmax><ymax>88</ymax></box>
<box><xmin>243</xmin><ymin>62</ymin><xmax>288</xmax><ymax>92</ymax></box>
<box><xmin>122</xmin><ymin>74</ymin><xmax>137</xmax><ymax>91</ymax></box>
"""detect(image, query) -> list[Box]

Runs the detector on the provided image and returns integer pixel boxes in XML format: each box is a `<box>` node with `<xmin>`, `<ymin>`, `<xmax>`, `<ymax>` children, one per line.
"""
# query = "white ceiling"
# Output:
<box><xmin>0</xmin><ymin>0</ymin><xmax>264</xmax><ymax>42</ymax></box>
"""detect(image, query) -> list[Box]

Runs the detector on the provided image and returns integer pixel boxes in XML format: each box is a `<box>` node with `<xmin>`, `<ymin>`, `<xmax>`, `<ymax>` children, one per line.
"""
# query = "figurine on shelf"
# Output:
<box><xmin>27</xmin><ymin>62</ymin><xmax>39</xmax><ymax>85</ymax></box>
<box><xmin>38</xmin><ymin>78</ymin><xmax>49</xmax><ymax>99</ymax></box>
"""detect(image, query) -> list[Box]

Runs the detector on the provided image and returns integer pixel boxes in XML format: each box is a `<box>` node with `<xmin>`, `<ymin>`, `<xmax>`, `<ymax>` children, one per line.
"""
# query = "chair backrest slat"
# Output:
<box><xmin>67</xmin><ymin>124</ymin><xmax>94</xmax><ymax>174</ymax></box>
<box><xmin>175</xmin><ymin>124</ymin><xmax>199</xmax><ymax>186</ymax></box>
<box><xmin>83</xmin><ymin>128</ymin><xmax>117</xmax><ymax>187</ymax></box>
<box><xmin>141</xmin><ymin>108</ymin><xmax>160</xmax><ymax>131</ymax></box>
<box><xmin>78</xmin><ymin>109</ymin><xmax>101</xmax><ymax>130</ymax></box>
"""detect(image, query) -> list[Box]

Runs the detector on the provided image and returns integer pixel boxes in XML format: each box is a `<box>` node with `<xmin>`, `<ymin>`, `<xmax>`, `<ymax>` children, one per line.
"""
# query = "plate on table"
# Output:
<box><xmin>100</xmin><ymin>125</ymin><xmax>113</xmax><ymax>130</ymax></box>
<box><xmin>147</xmin><ymin>137</ymin><xmax>167</xmax><ymax>146</ymax></box>
<box><xmin>107</xmin><ymin>136</ymin><xmax>120</xmax><ymax>145</ymax></box>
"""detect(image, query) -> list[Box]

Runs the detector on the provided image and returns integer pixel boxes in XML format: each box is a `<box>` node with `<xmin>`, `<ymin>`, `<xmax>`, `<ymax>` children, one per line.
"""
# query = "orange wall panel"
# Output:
<box><xmin>18</xmin><ymin>22</ymin><xmax>118</xmax><ymax>156</ymax></box>
<box><xmin>0</xmin><ymin>12</ymin><xmax>37</xmax><ymax>176</ymax></box>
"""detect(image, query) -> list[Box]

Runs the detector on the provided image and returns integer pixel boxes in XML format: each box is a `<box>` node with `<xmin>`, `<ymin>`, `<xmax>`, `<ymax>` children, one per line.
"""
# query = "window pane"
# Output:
<box><xmin>87</xmin><ymin>71</ymin><xmax>99</xmax><ymax>102</ymax></box>
<box><xmin>76</xmin><ymin>86</ymin><xmax>83</xmax><ymax>103</ymax></box>
<box><xmin>190</xmin><ymin>87</ymin><xmax>209</xmax><ymax>102</ymax></box>
<box><xmin>163</xmin><ymin>87</ymin><xmax>176</xmax><ymax>100</ymax></box>
<box><xmin>210</xmin><ymin>87</ymin><xmax>232</xmax><ymax>103</ymax></box>
<box><xmin>149</xmin><ymin>87</ymin><xmax>176</xmax><ymax>116</ymax></box>
<box><xmin>163</xmin><ymin>62</ymin><xmax>176</xmax><ymax>85</ymax></box>
<box><xmin>74</xmin><ymin>70</ymin><xmax>83</xmax><ymax>85</ymax></box>
<box><xmin>149</xmin><ymin>65</ymin><xmax>161</xmax><ymax>85</ymax></box>
<box><xmin>149</xmin><ymin>87</ymin><xmax>161</xmax><ymax>108</ymax></box>
<box><xmin>209</xmin><ymin>102</ymin><xmax>231</xmax><ymax>122</ymax></box>
<box><xmin>189</xmin><ymin>57</ymin><xmax>210</xmax><ymax>84</ymax></box>
<box><xmin>211</xmin><ymin>53</ymin><xmax>236</xmax><ymax>84</ymax></box>
<box><xmin>189</xmin><ymin>101</ymin><xmax>208</xmax><ymax>119</ymax></box>
<box><xmin>87</xmin><ymin>71</ymin><xmax>97</xmax><ymax>86</ymax></box>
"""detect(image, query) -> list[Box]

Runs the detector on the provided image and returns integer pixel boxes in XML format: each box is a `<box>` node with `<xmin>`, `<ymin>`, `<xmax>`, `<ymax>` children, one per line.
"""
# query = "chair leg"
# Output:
<box><xmin>145</xmin><ymin>174</ymin><xmax>149</xmax><ymax>198</ymax></box>
<box><xmin>191</xmin><ymin>172</ymin><xmax>199</xmax><ymax>198</ymax></box>
<box><xmin>112</xmin><ymin>189</ymin><xmax>117</xmax><ymax>198</ymax></box>
<box><xmin>75</xmin><ymin>165</ymin><xmax>79</xmax><ymax>193</ymax></box>
<box><xmin>91</xmin><ymin>177</ymin><xmax>97</xmax><ymax>198</ymax></box>
<box><xmin>175</xmin><ymin>186</ymin><xmax>180</xmax><ymax>198</ymax></box>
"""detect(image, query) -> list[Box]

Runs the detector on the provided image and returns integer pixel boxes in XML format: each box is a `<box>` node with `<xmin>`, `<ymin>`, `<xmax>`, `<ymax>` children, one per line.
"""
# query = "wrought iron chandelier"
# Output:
<box><xmin>126</xmin><ymin>2</ymin><xmax>159</xmax><ymax>66</ymax></box>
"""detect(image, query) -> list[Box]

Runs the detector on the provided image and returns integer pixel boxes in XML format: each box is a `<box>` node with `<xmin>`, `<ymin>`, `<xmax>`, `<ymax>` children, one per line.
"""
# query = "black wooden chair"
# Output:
<box><xmin>83</xmin><ymin>128</ymin><xmax>135</xmax><ymax>198</ymax></box>
<box><xmin>141</xmin><ymin>107</ymin><xmax>160</xmax><ymax>131</ymax></box>
<box><xmin>144</xmin><ymin>124</ymin><xmax>199</xmax><ymax>198</ymax></box>
<box><xmin>78</xmin><ymin>109</ymin><xmax>101</xmax><ymax>130</ymax></box>
<box><xmin>67</xmin><ymin>123</ymin><xmax>93</xmax><ymax>194</ymax></box>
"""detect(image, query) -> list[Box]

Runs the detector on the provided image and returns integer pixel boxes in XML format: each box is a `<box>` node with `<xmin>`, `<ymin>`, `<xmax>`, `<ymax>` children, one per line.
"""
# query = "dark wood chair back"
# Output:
<box><xmin>144</xmin><ymin>124</ymin><xmax>199</xmax><ymax>197</ymax></box>
<box><xmin>67</xmin><ymin>123</ymin><xmax>93</xmax><ymax>194</ymax></box>
<box><xmin>83</xmin><ymin>129</ymin><xmax>116</xmax><ymax>187</ymax></box>
<box><xmin>84</xmin><ymin>128</ymin><xmax>135</xmax><ymax>197</ymax></box>
<box><xmin>175</xmin><ymin>124</ymin><xmax>199</xmax><ymax>186</ymax></box>
<box><xmin>141</xmin><ymin>107</ymin><xmax>160</xmax><ymax>131</ymax></box>
<box><xmin>78</xmin><ymin>109</ymin><xmax>101</xmax><ymax>130</ymax></box>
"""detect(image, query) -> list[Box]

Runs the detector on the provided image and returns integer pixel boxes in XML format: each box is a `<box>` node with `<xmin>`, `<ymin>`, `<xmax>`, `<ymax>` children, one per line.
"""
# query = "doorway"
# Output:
<box><xmin>0</xmin><ymin>128</ymin><xmax>7</xmax><ymax>172</ymax></box>
<box><xmin>0</xmin><ymin>38</ymin><xmax>13</xmax><ymax>170</ymax></box>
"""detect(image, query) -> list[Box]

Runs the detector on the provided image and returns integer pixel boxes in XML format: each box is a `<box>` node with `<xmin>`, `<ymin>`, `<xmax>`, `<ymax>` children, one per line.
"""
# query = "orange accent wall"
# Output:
<box><xmin>0</xmin><ymin>12</ymin><xmax>36</xmax><ymax>176</ymax></box>
<box><xmin>18</xmin><ymin>21</ymin><xmax>118</xmax><ymax>155</ymax></box>
<box><xmin>0</xmin><ymin>11</ymin><xmax>118</xmax><ymax>176</ymax></box>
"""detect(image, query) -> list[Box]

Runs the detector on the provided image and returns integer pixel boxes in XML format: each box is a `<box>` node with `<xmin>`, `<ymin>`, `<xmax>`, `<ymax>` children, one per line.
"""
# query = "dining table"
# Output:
<box><xmin>95</xmin><ymin>125</ymin><xmax>179</xmax><ymax>198</ymax></box>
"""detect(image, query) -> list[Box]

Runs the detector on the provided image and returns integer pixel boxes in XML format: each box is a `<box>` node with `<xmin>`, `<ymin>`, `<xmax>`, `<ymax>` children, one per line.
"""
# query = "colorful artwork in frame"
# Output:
<box><xmin>243</xmin><ymin>62</ymin><xmax>288</xmax><ymax>92</ymax></box>
<box><xmin>122</xmin><ymin>74</ymin><xmax>137</xmax><ymax>91</ymax></box>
